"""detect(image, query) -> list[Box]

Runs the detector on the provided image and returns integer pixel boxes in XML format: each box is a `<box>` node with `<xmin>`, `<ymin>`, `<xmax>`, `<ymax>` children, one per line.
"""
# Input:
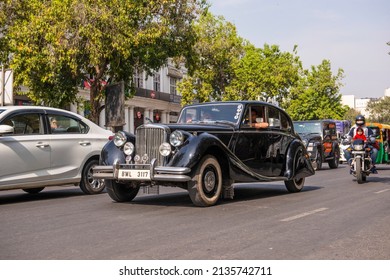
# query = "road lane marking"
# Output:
<box><xmin>374</xmin><ymin>189</ymin><xmax>390</xmax><ymax>194</ymax></box>
<box><xmin>280</xmin><ymin>207</ymin><xmax>328</xmax><ymax>222</ymax></box>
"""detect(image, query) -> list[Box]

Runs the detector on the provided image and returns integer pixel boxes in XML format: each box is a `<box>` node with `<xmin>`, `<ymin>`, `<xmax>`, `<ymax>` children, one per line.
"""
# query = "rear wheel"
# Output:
<box><xmin>285</xmin><ymin>147</ymin><xmax>305</xmax><ymax>192</ymax></box>
<box><xmin>106</xmin><ymin>180</ymin><xmax>140</xmax><ymax>202</ymax></box>
<box><xmin>22</xmin><ymin>187</ymin><xmax>45</xmax><ymax>194</ymax></box>
<box><xmin>80</xmin><ymin>159</ymin><xmax>105</xmax><ymax>194</ymax></box>
<box><xmin>188</xmin><ymin>155</ymin><xmax>222</xmax><ymax>207</ymax></box>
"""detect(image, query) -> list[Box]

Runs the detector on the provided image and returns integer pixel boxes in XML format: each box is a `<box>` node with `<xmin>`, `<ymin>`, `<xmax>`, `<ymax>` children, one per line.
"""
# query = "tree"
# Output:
<box><xmin>366</xmin><ymin>96</ymin><xmax>390</xmax><ymax>123</ymax></box>
<box><xmin>225</xmin><ymin>44</ymin><xmax>302</xmax><ymax>104</ymax></box>
<box><xmin>2</xmin><ymin>0</ymin><xmax>207</xmax><ymax>123</ymax></box>
<box><xmin>286</xmin><ymin>60</ymin><xmax>346</xmax><ymax>120</ymax></box>
<box><xmin>343</xmin><ymin>107</ymin><xmax>361</xmax><ymax>124</ymax></box>
<box><xmin>177</xmin><ymin>12</ymin><xmax>244</xmax><ymax>104</ymax></box>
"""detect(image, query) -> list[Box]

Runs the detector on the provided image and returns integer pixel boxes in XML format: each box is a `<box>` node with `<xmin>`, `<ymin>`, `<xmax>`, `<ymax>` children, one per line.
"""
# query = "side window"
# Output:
<box><xmin>280</xmin><ymin>112</ymin><xmax>291</xmax><ymax>131</ymax></box>
<box><xmin>1</xmin><ymin>113</ymin><xmax>43</xmax><ymax>135</ymax></box>
<box><xmin>267</xmin><ymin>107</ymin><xmax>281</xmax><ymax>128</ymax></box>
<box><xmin>242</xmin><ymin>106</ymin><xmax>266</xmax><ymax>128</ymax></box>
<box><xmin>48</xmin><ymin>114</ymin><xmax>88</xmax><ymax>134</ymax></box>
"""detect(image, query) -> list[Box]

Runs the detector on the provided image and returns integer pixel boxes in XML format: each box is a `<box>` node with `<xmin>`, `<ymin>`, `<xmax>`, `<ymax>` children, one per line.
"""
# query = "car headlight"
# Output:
<box><xmin>159</xmin><ymin>142</ymin><xmax>172</xmax><ymax>157</ymax></box>
<box><xmin>170</xmin><ymin>130</ymin><xmax>184</xmax><ymax>147</ymax></box>
<box><xmin>113</xmin><ymin>131</ymin><xmax>127</xmax><ymax>147</ymax></box>
<box><xmin>123</xmin><ymin>142</ymin><xmax>135</xmax><ymax>156</ymax></box>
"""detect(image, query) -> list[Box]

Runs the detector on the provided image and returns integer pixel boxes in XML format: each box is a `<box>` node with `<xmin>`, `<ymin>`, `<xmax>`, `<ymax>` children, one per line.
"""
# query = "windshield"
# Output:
<box><xmin>177</xmin><ymin>103</ymin><xmax>244</xmax><ymax>124</ymax></box>
<box><xmin>293</xmin><ymin>122</ymin><xmax>322</xmax><ymax>135</ymax></box>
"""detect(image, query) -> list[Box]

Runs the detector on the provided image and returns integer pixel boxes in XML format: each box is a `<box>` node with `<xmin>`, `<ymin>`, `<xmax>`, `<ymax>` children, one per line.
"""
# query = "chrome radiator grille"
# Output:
<box><xmin>135</xmin><ymin>126</ymin><xmax>167</xmax><ymax>165</ymax></box>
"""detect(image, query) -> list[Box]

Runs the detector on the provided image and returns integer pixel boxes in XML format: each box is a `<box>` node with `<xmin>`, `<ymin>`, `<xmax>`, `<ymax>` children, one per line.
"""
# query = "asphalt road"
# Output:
<box><xmin>1</xmin><ymin>163</ymin><xmax>389</xmax><ymax>260</ymax></box>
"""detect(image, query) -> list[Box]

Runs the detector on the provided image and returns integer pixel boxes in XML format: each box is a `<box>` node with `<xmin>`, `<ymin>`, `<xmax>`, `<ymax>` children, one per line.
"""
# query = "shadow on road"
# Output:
<box><xmin>123</xmin><ymin>183</ymin><xmax>321</xmax><ymax>208</ymax></box>
<box><xmin>0</xmin><ymin>187</ymin><xmax>103</xmax><ymax>205</ymax></box>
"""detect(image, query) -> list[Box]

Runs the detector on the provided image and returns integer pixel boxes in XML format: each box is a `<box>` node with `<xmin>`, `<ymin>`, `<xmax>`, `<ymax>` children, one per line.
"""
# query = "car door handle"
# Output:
<box><xmin>79</xmin><ymin>141</ymin><xmax>91</xmax><ymax>146</ymax></box>
<box><xmin>36</xmin><ymin>142</ymin><xmax>49</xmax><ymax>148</ymax></box>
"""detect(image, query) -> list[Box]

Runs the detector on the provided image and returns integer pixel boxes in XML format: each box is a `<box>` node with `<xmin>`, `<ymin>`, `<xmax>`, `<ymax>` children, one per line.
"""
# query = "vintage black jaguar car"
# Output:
<box><xmin>93</xmin><ymin>101</ymin><xmax>315</xmax><ymax>206</ymax></box>
<box><xmin>293</xmin><ymin>120</ymin><xmax>340</xmax><ymax>170</ymax></box>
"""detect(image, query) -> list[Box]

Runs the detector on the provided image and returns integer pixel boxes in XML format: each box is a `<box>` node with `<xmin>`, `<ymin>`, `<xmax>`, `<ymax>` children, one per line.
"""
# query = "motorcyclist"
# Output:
<box><xmin>343</xmin><ymin>115</ymin><xmax>378</xmax><ymax>173</ymax></box>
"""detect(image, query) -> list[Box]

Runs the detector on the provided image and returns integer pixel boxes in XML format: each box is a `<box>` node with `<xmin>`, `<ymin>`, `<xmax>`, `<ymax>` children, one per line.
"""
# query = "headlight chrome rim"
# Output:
<box><xmin>123</xmin><ymin>142</ymin><xmax>135</xmax><ymax>156</ymax></box>
<box><xmin>113</xmin><ymin>131</ymin><xmax>127</xmax><ymax>147</ymax></box>
<box><xmin>159</xmin><ymin>142</ymin><xmax>172</xmax><ymax>157</ymax></box>
<box><xmin>170</xmin><ymin>130</ymin><xmax>184</xmax><ymax>147</ymax></box>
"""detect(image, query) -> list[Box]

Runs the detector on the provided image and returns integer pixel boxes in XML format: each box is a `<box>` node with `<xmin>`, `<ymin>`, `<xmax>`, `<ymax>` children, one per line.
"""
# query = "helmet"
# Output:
<box><xmin>355</xmin><ymin>115</ymin><xmax>365</xmax><ymax>126</ymax></box>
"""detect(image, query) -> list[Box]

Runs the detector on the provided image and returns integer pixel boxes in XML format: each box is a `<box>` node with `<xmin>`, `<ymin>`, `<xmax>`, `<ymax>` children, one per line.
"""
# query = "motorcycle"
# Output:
<box><xmin>345</xmin><ymin>138</ymin><xmax>373</xmax><ymax>184</ymax></box>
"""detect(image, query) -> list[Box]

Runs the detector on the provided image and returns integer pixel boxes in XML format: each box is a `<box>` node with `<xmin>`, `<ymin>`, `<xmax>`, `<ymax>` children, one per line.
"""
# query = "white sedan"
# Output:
<box><xmin>0</xmin><ymin>106</ymin><xmax>113</xmax><ymax>194</ymax></box>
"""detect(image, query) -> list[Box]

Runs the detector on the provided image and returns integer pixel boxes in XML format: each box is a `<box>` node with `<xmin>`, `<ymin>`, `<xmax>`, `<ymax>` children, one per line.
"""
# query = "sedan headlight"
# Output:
<box><xmin>113</xmin><ymin>131</ymin><xmax>127</xmax><ymax>147</ymax></box>
<box><xmin>170</xmin><ymin>130</ymin><xmax>185</xmax><ymax>147</ymax></box>
<box><xmin>123</xmin><ymin>142</ymin><xmax>135</xmax><ymax>156</ymax></box>
<box><xmin>159</xmin><ymin>142</ymin><xmax>172</xmax><ymax>157</ymax></box>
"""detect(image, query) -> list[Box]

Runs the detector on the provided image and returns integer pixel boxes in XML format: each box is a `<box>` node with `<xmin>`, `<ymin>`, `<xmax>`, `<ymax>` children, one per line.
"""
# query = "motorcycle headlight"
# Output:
<box><xmin>113</xmin><ymin>131</ymin><xmax>127</xmax><ymax>147</ymax></box>
<box><xmin>353</xmin><ymin>144</ymin><xmax>364</xmax><ymax>151</ymax></box>
<box><xmin>159</xmin><ymin>142</ymin><xmax>172</xmax><ymax>157</ymax></box>
<box><xmin>170</xmin><ymin>130</ymin><xmax>184</xmax><ymax>147</ymax></box>
<box><xmin>123</xmin><ymin>142</ymin><xmax>135</xmax><ymax>156</ymax></box>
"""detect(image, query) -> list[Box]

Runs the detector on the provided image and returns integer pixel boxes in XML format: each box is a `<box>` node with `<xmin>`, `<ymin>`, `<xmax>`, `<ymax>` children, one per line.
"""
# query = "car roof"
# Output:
<box><xmin>0</xmin><ymin>105</ymin><xmax>82</xmax><ymax>118</ymax></box>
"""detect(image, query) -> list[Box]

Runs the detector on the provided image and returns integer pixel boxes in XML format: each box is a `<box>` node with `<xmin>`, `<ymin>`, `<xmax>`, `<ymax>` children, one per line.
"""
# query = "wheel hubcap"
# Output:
<box><xmin>203</xmin><ymin>169</ymin><xmax>216</xmax><ymax>193</ymax></box>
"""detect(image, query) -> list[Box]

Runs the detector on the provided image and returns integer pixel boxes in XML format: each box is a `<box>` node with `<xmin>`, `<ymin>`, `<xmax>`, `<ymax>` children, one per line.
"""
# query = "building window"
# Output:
<box><xmin>170</xmin><ymin>77</ymin><xmax>178</xmax><ymax>95</ymax></box>
<box><xmin>133</xmin><ymin>69</ymin><xmax>144</xmax><ymax>88</ymax></box>
<box><xmin>153</xmin><ymin>72</ymin><xmax>160</xmax><ymax>92</ymax></box>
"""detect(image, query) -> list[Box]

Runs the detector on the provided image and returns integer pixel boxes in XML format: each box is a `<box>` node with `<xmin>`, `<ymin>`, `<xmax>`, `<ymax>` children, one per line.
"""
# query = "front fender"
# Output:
<box><xmin>167</xmin><ymin>132</ymin><xmax>229</xmax><ymax>169</ymax></box>
<box><xmin>284</xmin><ymin>139</ymin><xmax>315</xmax><ymax>180</ymax></box>
<box><xmin>100</xmin><ymin>132</ymin><xmax>136</xmax><ymax>165</ymax></box>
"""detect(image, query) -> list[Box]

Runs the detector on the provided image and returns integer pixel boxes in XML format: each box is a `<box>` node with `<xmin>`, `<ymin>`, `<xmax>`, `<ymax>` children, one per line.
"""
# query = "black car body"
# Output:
<box><xmin>293</xmin><ymin>120</ymin><xmax>340</xmax><ymax>170</ymax></box>
<box><xmin>93</xmin><ymin>101</ymin><xmax>315</xmax><ymax>206</ymax></box>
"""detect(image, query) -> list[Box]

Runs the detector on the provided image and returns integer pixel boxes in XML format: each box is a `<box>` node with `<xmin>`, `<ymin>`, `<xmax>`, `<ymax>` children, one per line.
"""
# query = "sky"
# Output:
<box><xmin>208</xmin><ymin>0</ymin><xmax>390</xmax><ymax>98</ymax></box>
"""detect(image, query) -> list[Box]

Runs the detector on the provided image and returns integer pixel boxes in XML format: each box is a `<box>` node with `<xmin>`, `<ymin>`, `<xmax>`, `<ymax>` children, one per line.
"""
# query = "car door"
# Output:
<box><xmin>47</xmin><ymin>113</ymin><xmax>92</xmax><ymax>181</ymax></box>
<box><xmin>0</xmin><ymin>110</ymin><xmax>50</xmax><ymax>189</ymax></box>
<box><xmin>235</xmin><ymin>105</ymin><xmax>273</xmax><ymax>176</ymax></box>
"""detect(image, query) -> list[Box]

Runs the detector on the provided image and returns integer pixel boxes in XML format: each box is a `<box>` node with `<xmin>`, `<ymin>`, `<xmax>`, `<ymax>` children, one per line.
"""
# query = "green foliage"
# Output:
<box><xmin>177</xmin><ymin>12</ymin><xmax>244</xmax><ymax>104</ymax></box>
<box><xmin>366</xmin><ymin>96</ymin><xmax>390</xmax><ymax>124</ymax></box>
<box><xmin>343</xmin><ymin>107</ymin><xmax>361</xmax><ymax>124</ymax></box>
<box><xmin>225</xmin><ymin>44</ymin><xmax>302</xmax><ymax>104</ymax></box>
<box><xmin>286</xmin><ymin>60</ymin><xmax>347</xmax><ymax>121</ymax></box>
<box><xmin>2</xmin><ymin>0</ymin><xmax>206</xmax><ymax>122</ymax></box>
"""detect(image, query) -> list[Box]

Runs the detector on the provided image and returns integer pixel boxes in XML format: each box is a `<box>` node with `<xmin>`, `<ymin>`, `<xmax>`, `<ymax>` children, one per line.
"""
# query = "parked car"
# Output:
<box><xmin>0</xmin><ymin>106</ymin><xmax>113</xmax><ymax>194</ymax></box>
<box><xmin>93</xmin><ymin>101</ymin><xmax>315</xmax><ymax>207</ymax></box>
<box><xmin>293</xmin><ymin>120</ymin><xmax>340</xmax><ymax>170</ymax></box>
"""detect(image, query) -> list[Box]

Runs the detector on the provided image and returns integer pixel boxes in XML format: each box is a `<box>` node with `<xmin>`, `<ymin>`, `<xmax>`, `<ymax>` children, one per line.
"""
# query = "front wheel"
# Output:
<box><xmin>80</xmin><ymin>159</ymin><xmax>105</xmax><ymax>194</ymax></box>
<box><xmin>355</xmin><ymin>158</ymin><xmax>363</xmax><ymax>184</ymax></box>
<box><xmin>188</xmin><ymin>155</ymin><xmax>222</xmax><ymax>207</ymax></box>
<box><xmin>105</xmin><ymin>180</ymin><xmax>140</xmax><ymax>202</ymax></box>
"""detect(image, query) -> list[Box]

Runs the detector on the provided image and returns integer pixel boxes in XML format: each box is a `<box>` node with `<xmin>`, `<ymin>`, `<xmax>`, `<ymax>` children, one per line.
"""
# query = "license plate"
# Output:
<box><xmin>307</xmin><ymin>147</ymin><xmax>313</xmax><ymax>151</ymax></box>
<box><xmin>118</xmin><ymin>169</ymin><xmax>151</xmax><ymax>180</ymax></box>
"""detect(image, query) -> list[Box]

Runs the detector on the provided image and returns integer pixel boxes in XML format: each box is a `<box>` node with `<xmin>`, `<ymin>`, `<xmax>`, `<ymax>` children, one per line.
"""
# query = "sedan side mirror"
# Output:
<box><xmin>0</xmin><ymin>124</ymin><xmax>14</xmax><ymax>136</ymax></box>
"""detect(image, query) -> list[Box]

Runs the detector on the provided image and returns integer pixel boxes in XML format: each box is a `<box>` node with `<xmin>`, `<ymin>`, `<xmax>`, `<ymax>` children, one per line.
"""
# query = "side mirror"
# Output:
<box><xmin>0</xmin><ymin>124</ymin><xmax>14</xmax><ymax>135</ymax></box>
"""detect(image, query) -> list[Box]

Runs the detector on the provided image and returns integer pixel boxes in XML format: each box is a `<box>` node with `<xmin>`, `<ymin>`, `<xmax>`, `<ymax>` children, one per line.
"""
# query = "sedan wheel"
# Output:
<box><xmin>285</xmin><ymin>147</ymin><xmax>305</xmax><ymax>192</ymax></box>
<box><xmin>106</xmin><ymin>180</ymin><xmax>140</xmax><ymax>202</ymax></box>
<box><xmin>188</xmin><ymin>155</ymin><xmax>222</xmax><ymax>207</ymax></box>
<box><xmin>80</xmin><ymin>159</ymin><xmax>105</xmax><ymax>194</ymax></box>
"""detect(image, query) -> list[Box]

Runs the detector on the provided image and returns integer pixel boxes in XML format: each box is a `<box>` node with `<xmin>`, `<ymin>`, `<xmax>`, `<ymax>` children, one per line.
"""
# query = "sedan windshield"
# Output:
<box><xmin>294</xmin><ymin>122</ymin><xmax>322</xmax><ymax>135</ymax></box>
<box><xmin>177</xmin><ymin>103</ymin><xmax>244</xmax><ymax>125</ymax></box>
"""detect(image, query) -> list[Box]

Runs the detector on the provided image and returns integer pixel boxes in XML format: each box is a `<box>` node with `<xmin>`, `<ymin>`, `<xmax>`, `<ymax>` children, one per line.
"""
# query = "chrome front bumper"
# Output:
<box><xmin>92</xmin><ymin>159</ymin><xmax>191</xmax><ymax>182</ymax></box>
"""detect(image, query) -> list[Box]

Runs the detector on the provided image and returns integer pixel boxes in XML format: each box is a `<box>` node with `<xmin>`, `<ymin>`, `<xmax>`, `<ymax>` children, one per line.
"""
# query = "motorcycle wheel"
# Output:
<box><xmin>356</xmin><ymin>159</ymin><xmax>363</xmax><ymax>184</ymax></box>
